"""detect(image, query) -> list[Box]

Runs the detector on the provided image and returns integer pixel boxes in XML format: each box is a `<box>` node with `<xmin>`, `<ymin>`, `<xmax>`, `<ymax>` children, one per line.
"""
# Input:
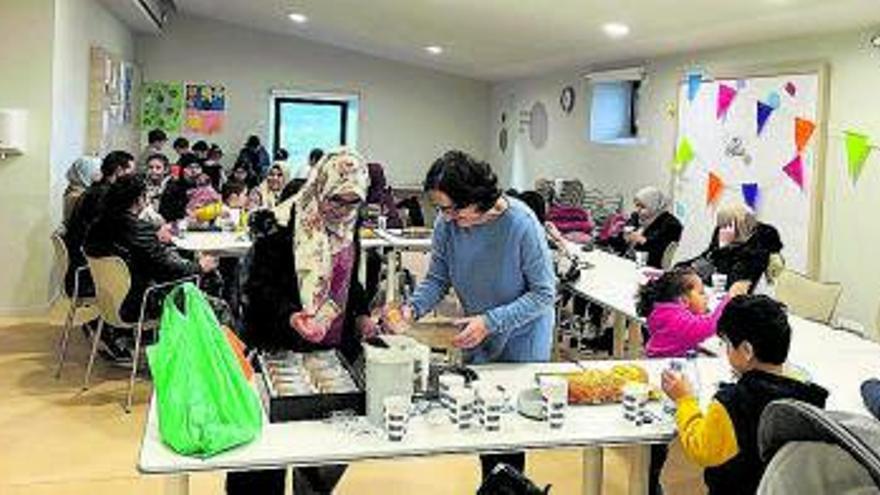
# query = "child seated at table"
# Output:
<box><xmin>661</xmin><ymin>295</ymin><xmax>829</xmax><ymax>495</ymax></box>
<box><xmin>636</xmin><ymin>267</ymin><xmax>750</xmax><ymax>358</ymax></box>
<box><xmin>217</xmin><ymin>181</ymin><xmax>248</xmax><ymax>231</ymax></box>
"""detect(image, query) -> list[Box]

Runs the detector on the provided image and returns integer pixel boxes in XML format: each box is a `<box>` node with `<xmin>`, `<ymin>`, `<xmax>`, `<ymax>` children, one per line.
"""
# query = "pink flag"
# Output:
<box><xmin>717</xmin><ymin>84</ymin><xmax>737</xmax><ymax>120</ymax></box>
<box><xmin>783</xmin><ymin>155</ymin><xmax>805</xmax><ymax>191</ymax></box>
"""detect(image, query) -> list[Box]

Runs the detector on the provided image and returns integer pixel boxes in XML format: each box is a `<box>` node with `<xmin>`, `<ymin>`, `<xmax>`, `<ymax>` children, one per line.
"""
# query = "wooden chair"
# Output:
<box><xmin>84</xmin><ymin>254</ymin><xmax>197</xmax><ymax>412</ymax></box>
<box><xmin>774</xmin><ymin>269</ymin><xmax>842</xmax><ymax>325</ymax></box>
<box><xmin>51</xmin><ymin>228</ymin><xmax>97</xmax><ymax>378</ymax></box>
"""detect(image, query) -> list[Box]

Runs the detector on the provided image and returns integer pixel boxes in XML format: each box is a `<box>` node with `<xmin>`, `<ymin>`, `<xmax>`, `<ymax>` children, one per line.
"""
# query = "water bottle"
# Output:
<box><xmin>685</xmin><ymin>350</ymin><xmax>702</xmax><ymax>399</ymax></box>
<box><xmin>663</xmin><ymin>360</ymin><xmax>682</xmax><ymax>416</ymax></box>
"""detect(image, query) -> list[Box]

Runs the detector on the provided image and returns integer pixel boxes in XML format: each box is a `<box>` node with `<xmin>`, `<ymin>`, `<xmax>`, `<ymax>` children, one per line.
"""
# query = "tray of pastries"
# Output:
<box><xmin>537</xmin><ymin>364</ymin><xmax>660</xmax><ymax>405</ymax></box>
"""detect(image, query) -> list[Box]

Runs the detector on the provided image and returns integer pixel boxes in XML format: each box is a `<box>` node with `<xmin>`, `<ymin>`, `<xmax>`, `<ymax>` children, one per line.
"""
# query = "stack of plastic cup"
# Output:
<box><xmin>448</xmin><ymin>387</ymin><xmax>476</xmax><ymax>431</ymax></box>
<box><xmin>439</xmin><ymin>373</ymin><xmax>466</xmax><ymax>412</ymax></box>
<box><xmin>384</xmin><ymin>395</ymin><xmax>411</xmax><ymax>442</ymax></box>
<box><xmin>622</xmin><ymin>383</ymin><xmax>652</xmax><ymax>425</ymax></box>
<box><xmin>539</xmin><ymin>376</ymin><xmax>568</xmax><ymax>429</ymax></box>
<box><xmin>477</xmin><ymin>386</ymin><xmax>505</xmax><ymax>432</ymax></box>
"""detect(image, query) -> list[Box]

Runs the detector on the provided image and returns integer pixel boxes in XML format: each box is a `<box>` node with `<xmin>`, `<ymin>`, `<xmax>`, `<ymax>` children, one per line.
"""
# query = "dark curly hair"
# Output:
<box><xmin>636</xmin><ymin>267</ymin><xmax>700</xmax><ymax>317</ymax></box>
<box><xmin>423</xmin><ymin>150</ymin><xmax>501</xmax><ymax>212</ymax></box>
<box><xmin>717</xmin><ymin>295</ymin><xmax>790</xmax><ymax>364</ymax></box>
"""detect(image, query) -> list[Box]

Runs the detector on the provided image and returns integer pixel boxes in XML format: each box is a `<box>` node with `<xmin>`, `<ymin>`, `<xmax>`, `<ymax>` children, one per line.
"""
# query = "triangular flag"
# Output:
<box><xmin>783</xmin><ymin>155</ymin><xmax>805</xmax><ymax>191</ymax></box>
<box><xmin>844</xmin><ymin>131</ymin><xmax>872</xmax><ymax>182</ymax></box>
<box><xmin>795</xmin><ymin>118</ymin><xmax>816</xmax><ymax>152</ymax></box>
<box><xmin>717</xmin><ymin>84</ymin><xmax>738</xmax><ymax>120</ymax></box>
<box><xmin>687</xmin><ymin>73</ymin><xmax>702</xmax><ymax>102</ymax></box>
<box><xmin>707</xmin><ymin>172</ymin><xmax>724</xmax><ymax>205</ymax></box>
<box><xmin>675</xmin><ymin>138</ymin><xmax>695</xmax><ymax>170</ymax></box>
<box><xmin>742</xmin><ymin>183</ymin><xmax>760</xmax><ymax>210</ymax></box>
<box><xmin>784</xmin><ymin>82</ymin><xmax>797</xmax><ymax>97</ymax></box>
<box><xmin>674</xmin><ymin>201</ymin><xmax>688</xmax><ymax>220</ymax></box>
<box><xmin>757</xmin><ymin>101</ymin><xmax>774</xmax><ymax>136</ymax></box>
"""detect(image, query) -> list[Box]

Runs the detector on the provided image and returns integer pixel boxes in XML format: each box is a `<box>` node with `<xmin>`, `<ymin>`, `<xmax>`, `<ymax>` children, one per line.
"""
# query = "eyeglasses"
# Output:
<box><xmin>327</xmin><ymin>196</ymin><xmax>362</xmax><ymax>208</ymax></box>
<box><xmin>434</xmin><ymin>204</ymin><xmax>459</xmax><ymax>216</ymax></box>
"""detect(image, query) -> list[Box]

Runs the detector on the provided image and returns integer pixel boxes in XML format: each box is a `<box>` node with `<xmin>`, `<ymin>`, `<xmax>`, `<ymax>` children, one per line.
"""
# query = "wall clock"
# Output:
<box><xmin>560</xmin><ymin>86</ymin><xmax>575</xmax><ymax>114</ymax></box>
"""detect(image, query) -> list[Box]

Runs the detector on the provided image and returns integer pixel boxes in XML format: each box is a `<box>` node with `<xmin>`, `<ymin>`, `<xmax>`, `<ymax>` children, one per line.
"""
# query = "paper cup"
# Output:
<box><xmin>712</xmin><ymin>273</ymin><xmax>728</xmax><ymax>292</ymax></box>
<box><xmin>439</xmin><ymin>373</ymin><xmax>466</xmax><ymax>410</ymax></box>
<box><xmin>448</xmin><ymin>387</ymin><xmax>475</xmax><ymax>431</ymax></box>
<box><xmin>539</xmin><ymin>376</ymin><xmax>568</xmax><ymax>429</ymax></box>
<box><xmin>384</xmin><ymin>395</ymin><xmax>411</xmax><ymax>441</ymax></box>
<box><xmin>635</xmin><ymin>251</ymin><xmax>649</xmax><ymax>268</ymax></box>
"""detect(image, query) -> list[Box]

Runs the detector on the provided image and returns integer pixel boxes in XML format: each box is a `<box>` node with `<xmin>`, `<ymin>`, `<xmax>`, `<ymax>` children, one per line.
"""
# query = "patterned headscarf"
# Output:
<box><xmin>289</xmin><ymin>148</ymin><xmax>368</xmax><ymax>316</ymax></box>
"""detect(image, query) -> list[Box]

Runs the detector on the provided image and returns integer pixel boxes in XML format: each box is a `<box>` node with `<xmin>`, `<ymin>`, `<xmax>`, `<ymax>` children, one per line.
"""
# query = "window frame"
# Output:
<box><xmin>271</xmin><ymin>97</ymin><xmax>350</xmax><ymax>158</ymax></box>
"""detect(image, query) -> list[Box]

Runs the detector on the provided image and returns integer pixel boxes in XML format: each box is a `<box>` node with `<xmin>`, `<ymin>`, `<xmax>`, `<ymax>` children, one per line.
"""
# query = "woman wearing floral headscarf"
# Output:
<box><xmin>62</xmin><ymin>156</ymin><xmax>101</xmax><ymax>222</ymax></box>
<box><xmin>227</xmin><ymin>148</ymin><xmax>375</xmax><ymax>495</ymax></box>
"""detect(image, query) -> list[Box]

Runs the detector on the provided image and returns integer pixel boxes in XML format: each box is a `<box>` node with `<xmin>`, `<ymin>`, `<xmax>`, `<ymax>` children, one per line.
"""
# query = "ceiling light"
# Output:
<box><xmin>602</xmin><ymin>22</ymin><xmax>630</xmax><ymax>39</ymax></box>
<box><xmin>288</xmin><ymin>13</ymin><xmax>308</xmax><ymax>24</ymax></box>
<box><xmin>871</xmin><ymin>34</ymin><xmax>880</xmax><ymax>48</ymax></box>
<box><xmin>425</xmin><ymin>45</ymin><xmax>443</xmax><ymax>55</ymax></box>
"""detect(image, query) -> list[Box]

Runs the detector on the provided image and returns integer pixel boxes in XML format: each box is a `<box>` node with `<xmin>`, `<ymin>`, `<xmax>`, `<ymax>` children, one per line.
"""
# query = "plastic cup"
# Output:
<box><xmin>635</xmin><ymin>251</ymin><xmax>649</xmax><ymax>268</ymax></box>
<box><xmin>712</xmin><ymin>273</ymin><xmax>728</xmax><ymax>293</ymax></box>
<box><xmin>384</xmin><ymin>395</ymin><xmax>411</xmax><ymax>441</ymax></box>
<box><xmin>539</xmin><ymin>376</ymin><xmax>568</xmax><ymax>429</ymax></box>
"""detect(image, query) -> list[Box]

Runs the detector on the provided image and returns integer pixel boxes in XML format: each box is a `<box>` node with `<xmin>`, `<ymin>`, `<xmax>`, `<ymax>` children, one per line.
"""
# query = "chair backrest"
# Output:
<box><xmin>85</xmin><ymin>255</ymin><xmax>133</xmax><ymax>328</ymax></box>
<box><xmin>661</xmin><ymin>241</ymin><xmax>679</xmax><ymax>270</ymax></box>
<box><xmin>50</xmin><ymin>228</ymin><xmax>69</xmax><ymax>296</ymax></box>
<box><xmin>774</xmin><ymin>269</ymin><xmax>842</xmax><ymax>324</ymax></box>
<box><xmin>766</xmin><ymin>253</ymin><xmax>787</xmax><ymax>284</ymax></box>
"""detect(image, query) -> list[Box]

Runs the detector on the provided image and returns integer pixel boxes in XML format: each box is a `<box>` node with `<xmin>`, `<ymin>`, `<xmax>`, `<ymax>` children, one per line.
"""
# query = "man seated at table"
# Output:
<box><xmin>661</xmin><ymin>295</ymin><xmax>828</xmax><ymax>495</ymax></box>
<box><xmin>159</xmin><ymin>153</ymin><xmax>201</xmax><ymax>222</ymax></box>
<box><xmin>85</xmin><ymin>174</ymin><xmax>221</xmax><ymax>360</ymax></box>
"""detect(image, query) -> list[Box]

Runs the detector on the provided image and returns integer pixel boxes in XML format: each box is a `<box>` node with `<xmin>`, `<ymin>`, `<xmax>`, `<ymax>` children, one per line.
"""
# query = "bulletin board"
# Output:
<box><xmin>671</xmin><ymin>66</ymin><xmax>828</xmax><ymax>276</ymax></box>
<box><xmin>87</xmin><ymin>46</ymin><xmax>139</xmax><ymax>156</ymax></box>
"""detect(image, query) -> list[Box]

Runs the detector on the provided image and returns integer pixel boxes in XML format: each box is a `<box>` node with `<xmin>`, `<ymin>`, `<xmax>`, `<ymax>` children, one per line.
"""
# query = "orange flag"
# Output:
<box><xmin>707</xmin><ymin>172</ymin><xmax>724</xmax><ymax>205</ymax></box>
<box><xmin>795</xmin><ymin>118</ymin><xmax>816</xmax><ymax>152</ymax></box>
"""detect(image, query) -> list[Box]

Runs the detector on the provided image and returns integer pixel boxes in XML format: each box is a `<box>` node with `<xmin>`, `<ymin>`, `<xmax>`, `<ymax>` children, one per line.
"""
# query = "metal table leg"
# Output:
<box><xmin>612</xmin><ymin>312</ymin><xmax>626</xmax><ymax>358</ymax></box>
<box><xmin>582</xmin><ymin>447</ymin><xmax>604</xmax><ymax>495</ymax></box>
<box><xmin>165</xmin><ymin>474</ymin><xmax>189</xmax><ymax>495</ymax></box>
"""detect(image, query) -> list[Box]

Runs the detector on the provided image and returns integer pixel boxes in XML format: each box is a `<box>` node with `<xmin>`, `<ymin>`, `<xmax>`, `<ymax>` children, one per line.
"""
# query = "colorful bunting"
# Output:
<box><xmin>707</xmin><ymin>172</ymin><xmax>724</xmax><ymax>206</ymax></box>
<box><xmin>717</xmin><ymin>84</ymin><xmax>738</xmax><ymax>120</ymax></box>
<box><xmin>784</xmin><ymin>82</ymin><xmax>797</xmax><ymax>97</ymax></box>
<box><xmin>687</xmin><ymin>73</ymin><xmax>702</xmax><ymax>102</ymax></box>
<box><xmin>674</xmin><ymin>201</ymin><xmax>688</xmax><ymax>220</ymax></box>
<box><xmin>783</xmin><ymin>155</ymin><xmax>805</xmax><ymax>191</ymax></box>
<box><xmin>675</xmin><ymin>138</ymin><xmax>695</xmax><ymax>170</ymax></box>
<box><xmin>757</xmin><ymin>101</ymin><xmax>774</xmax><ymax>136</ymax></box>
<box><xmin>795</xmin><ymin>118</ymin><xmax>816</xmax><ymax>152</ymax></box>
<box><xmin>844</xmin><ymin>131</ymin><xmax>872</xmax><ymax>182</ymax></box>
<box><xmin>736</xmin><ymin>80</ymin><xmax>747</xmax><ymax>90</ymax></box>
<box><xmin>767</xmin><ymin>91</ymin><xmax>781</xmax><ymax>110</ymax></box>
<box><xmin>742</xmin><ymin>183</ymin><xmax>760</xmax><ymax>210</ymax></box>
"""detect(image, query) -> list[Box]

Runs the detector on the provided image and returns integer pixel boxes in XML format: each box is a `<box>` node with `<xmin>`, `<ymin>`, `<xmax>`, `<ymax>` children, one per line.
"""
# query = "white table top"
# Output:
<box><xmin>138</xmin><ymin>361</ymin><xmax>676</xmax><ymax>475</ymax></box>
<box><xmin>565</xmin><ymin>246</ymin><xmax>646</xmax><ymax>321</ymax></box>
<box><xmin>172</xmin><ymin>231</ymin><xmax>253</xmax><ymax>256</ymax></box>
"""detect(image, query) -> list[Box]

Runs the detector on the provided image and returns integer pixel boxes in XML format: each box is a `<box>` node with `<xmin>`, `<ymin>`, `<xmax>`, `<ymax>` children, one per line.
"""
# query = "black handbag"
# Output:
<box><xmin>477</xmin><ymin>463</ymin><xmax>551</xmax><ymax>495</ymax></box>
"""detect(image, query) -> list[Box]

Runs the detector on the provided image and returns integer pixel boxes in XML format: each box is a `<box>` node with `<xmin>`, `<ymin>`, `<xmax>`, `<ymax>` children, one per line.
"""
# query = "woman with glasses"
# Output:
<box><xmin>226</xmin><ymin>149</ymin><xmax>377</xmax><ymax>495</ymax></box>
<box><xmin>385</xmin><ymin>150</ymin><xmax>556</xmax><ymax>481</ymax></box>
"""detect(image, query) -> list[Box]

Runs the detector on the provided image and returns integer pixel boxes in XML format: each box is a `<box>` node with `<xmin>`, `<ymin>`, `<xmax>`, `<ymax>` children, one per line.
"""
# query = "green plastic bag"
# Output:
<box><xmin>146</xmin><ymin>283</ymin><xmax>262</xmax><ymax>457</ymax></box>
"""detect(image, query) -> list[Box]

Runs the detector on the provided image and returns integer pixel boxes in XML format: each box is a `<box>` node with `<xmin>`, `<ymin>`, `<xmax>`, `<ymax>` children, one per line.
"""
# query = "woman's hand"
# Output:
<box><xmin>728</xmin><ymin>280</ymin><xmax>752</xmax><ymax>297</ymax></box>
<box><xmin>452</xmin><ymin>315</ymin><xmax>490</xmax><ymax>349</ymax></box>
<box><xmin>198</xmin><ymin>253</ymin><xmax>219</xmax><ymax>272</ymax></box>
<box><xmin>289</xmin><ymin>312</ymin><xmax>327</xmax><ymax>343</ymax></box>
<box><xmin>661</xmin><ymin>369</ymin><xmax>693</xmax><ymax>402</ymax></box>
<box><xmin>357</xmin><ymin>315</ymin><xmax>380</xmax><ymax>339</ymax></box>
<box><xmin>156</xmin><ymin>223</ymin><xmax>174</xmax><ymax>244</ymax></box>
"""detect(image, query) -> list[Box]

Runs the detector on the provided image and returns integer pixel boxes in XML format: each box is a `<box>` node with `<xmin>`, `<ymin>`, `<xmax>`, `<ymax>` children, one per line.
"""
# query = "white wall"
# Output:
<box><xmin>136</xmin><ymin>15</ymin><xmax>491</xmax><ymax>186</ymax></box>
<box><xmin>491</xmin><ymin>28</ymin><xmax>880</xmax><ymax>335</ymax></box>
<box><xmin>0</xmin><ymin>0</ymin><xmax>133</xmax><ymax>313</ymax></box>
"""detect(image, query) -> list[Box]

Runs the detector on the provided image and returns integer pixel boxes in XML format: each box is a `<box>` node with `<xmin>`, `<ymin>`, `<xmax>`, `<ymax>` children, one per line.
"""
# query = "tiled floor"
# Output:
<box><xmin>0</xmin><ymin>308</ymin><xmax>705</xmax><ymax>494</ymax></box>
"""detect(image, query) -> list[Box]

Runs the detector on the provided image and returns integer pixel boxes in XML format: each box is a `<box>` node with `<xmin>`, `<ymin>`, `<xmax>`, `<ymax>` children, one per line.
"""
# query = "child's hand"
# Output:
<box><xmin>662</xmin><ymin>369</ymin><xmax>694</xmax><ymax>402</ymax></box>
<box><xmin>728</xmin><ymin>280</ymin><xmax>751</xmax><ymax>297</ymax></box>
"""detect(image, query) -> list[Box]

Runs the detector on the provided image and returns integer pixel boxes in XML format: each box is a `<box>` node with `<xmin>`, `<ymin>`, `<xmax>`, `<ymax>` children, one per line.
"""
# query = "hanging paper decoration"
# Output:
<box><xmin>784</xmin><ymin>82</ymin><xmax>797</xmax><ymax>97</ymax></box>
<box><xmin>844</xmin><ymin>131</ymin><xmax>872</xmax><ymax>182</ymax></box>
<box><xmin>757</xmin><ymin>101</ymin><xmax>775</xmax><ymax>136</ymax></box>
<box><xmin>687</xmin><ymin>73</ymin><xmax>702</xmax><ymax>102</ymax></box>
<box><xmin>742</xmin><ymin>183</ymin><xmax>760</xmax><ymax>210</ymax></box>
<box><xmin>795</xmin><ymin>118</ymin><xmax>816</xmax><ymax>152</ymax></box>
<box><xmin>783</xmin><ymin>155</ymin><xmax>805</xmax><ymax>191</ymax></box>
<box><xmin>736</xmin><ymin>79</ymin><xmax>747</xmax><ymax>90</ymax></box>
<box><xmin>674</xmin><ymin>200</ymin><xmax>688</xmax><ymax>220</ymax></box>
<box><xmin>766</xmin><ymin>91</ymin><xmax>782</xmax><ymax>110</ymax></box>
<box><xmin>675</xmin><ymin>138</ymin><xmax>695</xmax><ymax>171</ymax></box>
<box><xmin>717</xmin><ymin>84</ymin><xmax>738</xmax><ymax>120</ymax></box>
<box><xmin>707</xmin><ymin>172</ymin><xmax>724</xmax><ymax>206</ymax></box>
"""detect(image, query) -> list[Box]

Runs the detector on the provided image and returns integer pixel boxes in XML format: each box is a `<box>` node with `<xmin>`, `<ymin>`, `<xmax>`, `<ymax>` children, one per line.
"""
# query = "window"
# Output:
<box><xmin>272</xmin><ymin>94</ymin><xmax>359</xmax><ymax>174</ymax></box>
<box><xmin>587</xmin><ymin>67</ymin><xmax>643</xmax><ymax>145</ymax></box>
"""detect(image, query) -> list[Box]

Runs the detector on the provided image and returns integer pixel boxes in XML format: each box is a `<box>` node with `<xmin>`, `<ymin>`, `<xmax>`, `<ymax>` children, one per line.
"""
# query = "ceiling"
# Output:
<box><xmin>174</xmin><ymin>0</ymin><xmax>880</xmax><ymax>81</ymax></box>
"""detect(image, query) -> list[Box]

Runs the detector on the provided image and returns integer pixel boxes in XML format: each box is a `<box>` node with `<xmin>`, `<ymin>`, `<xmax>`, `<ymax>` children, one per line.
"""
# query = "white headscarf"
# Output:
<box><xmin>634</xmin><ymin>186</ymin><xmax>670</xmax><ymax>227</ymax></box>
<box><xmin>66</xmin><ymin>156</ymin><xmax>101</xmax><ymax>189</ymax></box>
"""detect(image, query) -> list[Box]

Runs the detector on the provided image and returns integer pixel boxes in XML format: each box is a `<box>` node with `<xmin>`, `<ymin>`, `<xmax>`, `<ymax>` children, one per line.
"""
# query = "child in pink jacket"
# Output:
<box><xmin>636</xmin><ymin>267</ymin><xmax>750</xmax><ymax>358</ymax></box>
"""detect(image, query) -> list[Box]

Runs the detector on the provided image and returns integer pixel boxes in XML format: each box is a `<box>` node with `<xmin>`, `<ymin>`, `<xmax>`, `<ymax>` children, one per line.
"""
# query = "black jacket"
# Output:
<box><xmin>158</xmin><ymin>179</ymin><xmax>194</xmax><ymax>222</ymax></box>
<box><xmin>62</xmin><ymin>181</ymin><xmax>111</xmax><ymax>296</ymax></box>
<box><xmin>632</xmin><ymin>211</ymin><xmax>683</xmax><ymax>269</ymax></box>
<box><xmin>681</xmin><ymin>223</ymin><xmax>783</xmax><ymax>288</ymax></box>
<box><xmin>707</xmin><ymin>370</ymin><xmax>828</xmax><ymax>495</ymax></box>
<box><xmin>84</xmin><ymin>211</ymin><xmax>198</xmax><ymax>322</ymax></box>
<box><xmin>243</xmin><ymin>208</ymin><xmax>369</xmax><ymax>362</ymax></box>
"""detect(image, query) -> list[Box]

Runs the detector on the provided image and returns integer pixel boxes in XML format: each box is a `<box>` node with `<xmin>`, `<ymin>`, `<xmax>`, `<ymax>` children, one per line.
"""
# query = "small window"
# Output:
<box><xmin>272</xmin><ymin>94</ymin><xmax>358</xmax><ymax>175</ymax></box>
<box><xmin>588</xmin><ymin>74</ymin><xmax>642</xmax><ymax>145</ymax></box>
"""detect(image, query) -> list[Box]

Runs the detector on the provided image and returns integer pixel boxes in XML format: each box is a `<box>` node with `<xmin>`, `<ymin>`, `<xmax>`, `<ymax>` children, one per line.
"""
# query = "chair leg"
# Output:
<box><xmin>126</xmin><ymin>319</ymin><xmax>145</xmax><ymax>413</ymax></box>
<box><xmin>55</xmin><ymin>298</ymin><xmax>77</xmax><ymax>379</ymax></box>
<box><xmin>83</xmin><ymin>319</ymin><xmax>104</xmax><ymax>390</ymax></box>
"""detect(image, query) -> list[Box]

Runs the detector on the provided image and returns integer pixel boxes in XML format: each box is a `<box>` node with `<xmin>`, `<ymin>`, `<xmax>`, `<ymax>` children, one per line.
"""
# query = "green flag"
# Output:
<box><xmin>675</xmin><ymin>138</ymin><xmax>695</xmax><ymax>171</ymax></box>
<box><xmin>845</xmin><ymin>131</ymin><xmax>872</xmax><ymax>182</ymax></box>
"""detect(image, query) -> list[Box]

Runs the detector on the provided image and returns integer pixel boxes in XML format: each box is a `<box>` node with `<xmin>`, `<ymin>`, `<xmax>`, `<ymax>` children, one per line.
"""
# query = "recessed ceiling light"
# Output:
<box><xmin>425</xmin><ymin>45</ymin><xmax>443</xmax><ymax>55</ymax></box>
<box><xmin>602</xmin><ymin>22</ymin><xmax>630</xmax><ymax>39</ymax></box>
<box><xmin>288</xmin><ymin>13</ymin><xmax>308</xmax><ymax>24</ymax></box>
<box><xmin>871</xmin><ymin>34</ymin><xmax>880</xmax><ymax>48</ymax></box>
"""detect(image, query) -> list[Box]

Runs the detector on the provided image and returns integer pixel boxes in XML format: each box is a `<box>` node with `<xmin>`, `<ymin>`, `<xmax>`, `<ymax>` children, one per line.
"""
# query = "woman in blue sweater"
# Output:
<box><xmin>390</xmin><ymin>150</ymin><xmax>556</xmax><ymax>479</ymax></box>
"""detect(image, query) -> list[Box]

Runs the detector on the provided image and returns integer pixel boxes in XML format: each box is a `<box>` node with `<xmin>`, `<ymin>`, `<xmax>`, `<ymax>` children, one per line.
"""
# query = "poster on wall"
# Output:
<box><xmin>141</xmin><ymin>81</ymin><xmax>185</xmax><ymax>132</ymax></box>
<box><xmin>184</xmin><ymin>83</ymin><xmax>226</xmax><ymax>135</ymax></box>
<box><xmin>121</xmin><ymin>62</ymin><xmax>135</xmax><ymax>124</ymax></box>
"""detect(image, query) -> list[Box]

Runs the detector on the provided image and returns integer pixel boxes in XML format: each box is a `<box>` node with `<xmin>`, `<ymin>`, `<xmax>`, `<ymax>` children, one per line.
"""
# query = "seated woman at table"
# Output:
<box><xmin>678</xmin><ymin>203</ymin><xmax>782</xmax><ymax>289</ymax></box>
<box><xmin>84</xmin><ymin>174</ymin><xmax>221</xmax><ymax>359</ymax></box>
<box><xmin>603</xmin><ymin>186</ymin><xmax>682</xmax><ymax>269</ymax></box>
<box><xmin>226</xmin><ymin>149</ymin><xmax>376</xmax><ymax>495</ymax></box>
<box><xmin>62</xmin><ymin>155</ymin><xmax>101</xmax><ymax>223</ymax></box>
<box><xmin>384</xmin><ymin>150</ymin><xmax>555</xmax><ymax>481</ymax></box>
